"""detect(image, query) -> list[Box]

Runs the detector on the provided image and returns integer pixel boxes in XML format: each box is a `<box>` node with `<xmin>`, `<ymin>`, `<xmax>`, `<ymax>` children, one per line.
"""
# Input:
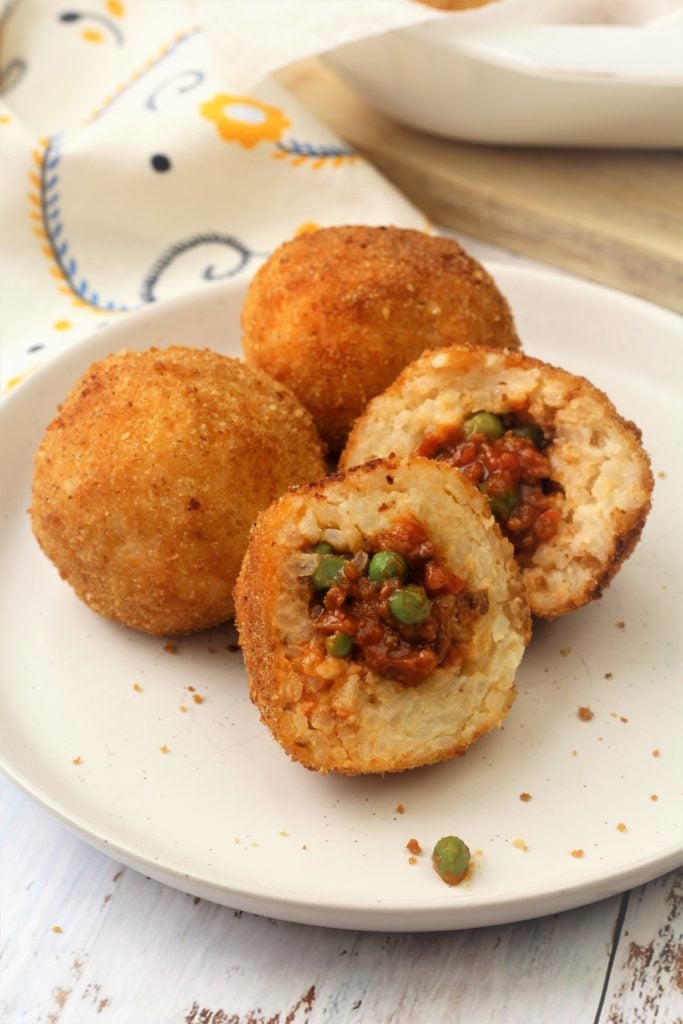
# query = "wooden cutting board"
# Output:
<box><xmin>278</xmin><ymin>59</ymin><xmax>683</xmax><ymax>314</ymax></box>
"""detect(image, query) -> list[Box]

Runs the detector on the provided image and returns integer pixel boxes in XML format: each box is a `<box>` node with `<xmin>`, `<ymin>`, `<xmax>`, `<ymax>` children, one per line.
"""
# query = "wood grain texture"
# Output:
<box><xmin>1</xmin><ymin>776</ymin><xmax>680</xmax><ymax>1024</ymax></box>
<box><xmin>599</xmin><ymin>870</ymin><xmax>683</xmax><ymax>1024</ymax></box>
<box><xmin>277</xmin><ymin>60</ymin><xmax>683</xmax><ymax>314</ymax></box>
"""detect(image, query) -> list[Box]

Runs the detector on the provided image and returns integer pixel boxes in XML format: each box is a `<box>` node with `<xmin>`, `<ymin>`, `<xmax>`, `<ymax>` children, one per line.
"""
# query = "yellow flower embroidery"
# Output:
<box><xmin>81</xmin><ymin>27</ymin><xmax>104</xmax><ymax>43</ymax></box>
<box><xmin>200</xmin><ymin>95</ymin><xmax>290</xmax><ymax>148</ymax></box>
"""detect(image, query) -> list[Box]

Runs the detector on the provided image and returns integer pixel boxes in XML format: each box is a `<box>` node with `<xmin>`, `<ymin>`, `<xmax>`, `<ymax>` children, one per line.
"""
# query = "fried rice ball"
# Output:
<box><xmin>31</xmin><ymin>346</ymin><xmax>326</xmax><ymax>635</ymax></box>
<box><xmin>340</xmin><ymin>346</ymin><xmax>654</xmax><ymax>619</ymax></box>
<box><xmin>235</xmin><ymin>456</ymin><xmax>530</xmax><ymax>775</ymax></box>
<box><xmin>241</xmin><ymin>225</ymin><xmax>519</xmax><ymax>452</ymax></box>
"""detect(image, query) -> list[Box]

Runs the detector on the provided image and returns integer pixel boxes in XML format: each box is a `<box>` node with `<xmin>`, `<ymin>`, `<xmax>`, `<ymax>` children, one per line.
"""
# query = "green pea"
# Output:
<box><xmin>510</xmin><ymin>423</ymin><xmax>544</xmax><ymax>447</ymax></box>
<box><xmin>368</xmin><ymin>550</ymin><xmax>408</xmax><ymax>584</ymax></box>
<box><xmin>486</xmin><ymin>487</ymin><xmax>520</xmax><ymax>523</ymax></box>
<box><xmin>462</xmin><ymin>411</ymin><xmax>504</xmax><ymax>440</ymax></box>
<box><xmin>326</xmin><ymin>632</ymin><xmax>353</xmax><ymax>658</ymax></box>
<box><xmin>388</xmin><ymin>584</ymin><xmax>431</xmax><ymax>626</ymax></box>
<box><xmin>312</xmin><ymin>554</ymin><xmax>347</xmax><ymax>590</ymax></box>
<box><xmin>432</xmin><ymin>835</ymin><xmax>471</xmax><ymax>886</ymax></box>
<box><xmin>312</xmin><ymin>541</ymin><xmax>334</xmax><ymax>555</ymax></box>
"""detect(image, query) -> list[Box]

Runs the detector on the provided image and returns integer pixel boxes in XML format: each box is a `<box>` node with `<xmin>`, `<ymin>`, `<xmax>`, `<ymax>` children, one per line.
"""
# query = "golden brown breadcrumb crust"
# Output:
<box><xmin>241</xmin><ymin>226</ymin><xmax>519</xmax><ymax>451</ymax></box>
<box><xmin>341</xmin><ymin>346</ymin><xmax>654</xmax><ymax>619</ymax></box>
<box><xmin>31</xmin><ymin>346</ymin><xmax>325</xmax><ymax>635</ymax></box>
<box><xmin>235</xmin><ymin>455</ymin><xmax>530</xmax><ymax>775</ymax></box>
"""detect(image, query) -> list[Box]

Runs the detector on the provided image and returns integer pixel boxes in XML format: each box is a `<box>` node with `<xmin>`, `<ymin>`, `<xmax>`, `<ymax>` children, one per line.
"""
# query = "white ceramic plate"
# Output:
<box><xmin>1</xmin><ymin>264</ymin><xmax>681</xmax><ymax>932</ymax></box>
<box><xmin>323</xmin><ymin>3</ymin><xmax>683</xmax><ymax>147</ymax></box>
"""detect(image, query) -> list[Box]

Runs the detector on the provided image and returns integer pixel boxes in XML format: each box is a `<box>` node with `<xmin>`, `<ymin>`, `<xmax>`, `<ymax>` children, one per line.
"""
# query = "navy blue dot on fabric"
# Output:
<box><xmin>151</xmin><ymin>154</ymin><xmax>172</xmax><ymax>172</ymax></box>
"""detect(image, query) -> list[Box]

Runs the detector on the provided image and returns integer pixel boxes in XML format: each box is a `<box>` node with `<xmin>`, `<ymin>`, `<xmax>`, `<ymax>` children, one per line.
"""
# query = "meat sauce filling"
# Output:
<box><xmin>415</xmin><ymin>410</ymin><xmax>562</xmax><ymax>559</ymax></box>
<box><xmin>306</xmin><ymin>516</ymin><xmax>488</xmax><ymax>687</ymax></box>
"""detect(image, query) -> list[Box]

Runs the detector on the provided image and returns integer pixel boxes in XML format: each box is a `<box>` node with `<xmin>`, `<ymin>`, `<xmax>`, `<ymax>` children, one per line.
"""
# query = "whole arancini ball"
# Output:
<box><xmin>31</xmin><ymin>346</ymin><xmax>326</xmax><ymax>635</ymax></box>
<box><xmin>241</xmin><ymin>226</ymin><xmax>519</xmax><ymax>451</ymax></box>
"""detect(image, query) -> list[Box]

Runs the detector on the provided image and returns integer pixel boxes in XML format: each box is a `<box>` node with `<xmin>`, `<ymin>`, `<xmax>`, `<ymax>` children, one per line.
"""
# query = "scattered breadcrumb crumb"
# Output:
<box><xmin>512</xmin><ymin>838</ymin><xmax>528</xmax><ymax>852</ymax></box>
<box><xmin>650</xmin><ymin>794</ymin><xmax>659</xmax><ymax>802</ymax></box>
<box><xmin>192</xmin><ymin>693</ymin><xmax>204</xmax><ymax>704</ymax></box>
<box><xmin>605</xmin><ymin>672</ymin><xmax>613</xmax><ymax>679</ymax></box>
<box><xmin>187</xmin><ymin>685</ymin><xmax>195</xmax><ymax>692</ymax></box>
<box><xmin>163</xmin><ymin>642</ymin><xmax>176</xmax><ymax>654</ymax></box>
<box><xmin>132</xmin><ymin>683</ymin><xmax>142</xmax><ymax>693</ymax></box>
<box><xmin>559</xmin><ymin>647</ymin><xmax>572</xmax><ymax>657</ymax></box>
<box><xmin>615</xmin><ymin>621</ymin><xmax>625</xmax><ymax>629</ymax></box>
<box><xmin>616</xmin><ymin>823</ymin><xmax>627</xmax><ymax>832</ymax></box>
<box><xmin>519</xmin><ymin>792</ymin><xmax>532</xmax><ymax>802</ymax></box>
<box><xmin>657</xmin><ymin>470</ymin><xmax>666</xmax><ymax>479</ymax></box>
<box><xmin>72</xmin><ymin>756</ymin><xmax>82</xmax><ymax>765</ymax></box>
<box><xmin>571</xmin><ymin>849</ymin><xmax>585</xmax><ymax>859</ymax></box>
<box><xmin>571</xmin><ymin>749</ymin><xmax>578</xmax><ymax>757</ymax></box>
<box><xmin>652</xmin><ymin>749</ymin><xmax>661</xmax><ymax>758</ymax></box>
<box><xmin>51</xmin><ymin>925</ymin><xmax>63</xmax><ymax>934</ymax></box>
<box><xmin>396</xmin><ymin>803</ymin><xmax>405</xmax><ymax>814</ymax></box>
<box><xmin>578</xmin><ymin>707</ymin><xmax>594</xmax><ymax>721</ymax></box>
<box><xmin>160</xmin><ymin>745</ymin><xmax>170</xmax><ymax>754</ymax></box>
<box><xmin>408</xmin><ymin>856</ymin><xmax>417</xmax><ymax>865</ymax></box>
<box><xmin>406</xmin><ymin>838</ymin><xmax>422</xmax><ymax>855</ymax></box>
<box><xmin>179</xmin><ymin>705</ymin><xmax>188</xmax><ymax>713</ymax></box>
<box><xmin>620</xmin><ymin>716</ymin><xmax>628</xmax><ymax>723</ymax></box>
<box><xmin>302</xmin><ymin>844</ymin><xmax>308</xmax><ymax>851</ymax></box>
<box><xmin>279</xmin><ymin>830</ymin><xmax>289</xmax><ymax>837</ymax></box>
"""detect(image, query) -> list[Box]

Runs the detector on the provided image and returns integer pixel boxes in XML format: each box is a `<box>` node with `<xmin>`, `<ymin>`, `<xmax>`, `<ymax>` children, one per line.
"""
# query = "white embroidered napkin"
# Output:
<box><xmin>0</xmin><ymin>0</ymin><xmax>430</xmax><ymax>392</ymax></box>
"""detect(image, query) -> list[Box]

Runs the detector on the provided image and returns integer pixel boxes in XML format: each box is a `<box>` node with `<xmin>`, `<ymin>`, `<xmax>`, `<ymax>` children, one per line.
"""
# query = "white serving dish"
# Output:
<box><xmin>1</xmin><ymin>263</ymin><xmax>681</xmax><ymax>931</ymax></box>
<box><xmin>323</xmin><ymin>2</ymin><xmax>683</xmax><ymax>147</ymax></box>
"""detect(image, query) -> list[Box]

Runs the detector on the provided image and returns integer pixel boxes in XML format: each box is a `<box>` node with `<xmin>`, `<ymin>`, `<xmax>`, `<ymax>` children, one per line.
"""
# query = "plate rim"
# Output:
<box><xmin>2</xmin><ymin>261</ymin><xmax>682</xmax><ymax>931</ymax></box>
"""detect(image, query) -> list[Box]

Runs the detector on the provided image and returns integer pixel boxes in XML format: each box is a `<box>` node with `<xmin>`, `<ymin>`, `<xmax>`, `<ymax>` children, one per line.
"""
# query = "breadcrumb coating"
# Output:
<box><xmin>241</xmin><ymin>226</ymin><xmax>519</xmax><ymax>451</ymax></box>
<box><xmin>31</xmin><ymin>346</ymin><xmax>325</xmax><ymax>635</ymax></box>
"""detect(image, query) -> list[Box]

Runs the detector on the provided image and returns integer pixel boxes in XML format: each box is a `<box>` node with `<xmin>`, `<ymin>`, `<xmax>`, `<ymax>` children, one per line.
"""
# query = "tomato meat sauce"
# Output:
<box><xmin>416</xmin><ymin>411</ymin><xmax>562</xmax><ymax>559</ymax></box>
<box><xmin>306</xmin><ymin>516</ymin><xmax>488</xmax><ymax>686</ymax></box>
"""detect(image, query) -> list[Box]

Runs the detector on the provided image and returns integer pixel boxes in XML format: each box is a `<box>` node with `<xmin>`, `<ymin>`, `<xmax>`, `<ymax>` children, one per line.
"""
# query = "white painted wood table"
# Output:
<box><xmin>2</xmin><ymin>239</ymin><xmax>682</xmax><ymax>1024</ymax></box>
<box><xmin>1</xmin><ymin>773</ymin><xmax>681</xmax><ymax>1024</ymax></box>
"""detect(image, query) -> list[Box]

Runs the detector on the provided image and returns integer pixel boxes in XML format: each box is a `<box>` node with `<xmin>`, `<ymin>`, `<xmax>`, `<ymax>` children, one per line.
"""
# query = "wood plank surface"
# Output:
<box><xmin>2</xmin><ymin>775</ymin><xmax>680</xmax><ymax>1024</ymax></box>
<box><xmin>599</xmin><ymin>870</ymin><xmax>683</xmax><ymax>1024</ymax></box>
<box><xmin>277</xmin><ymin>60</ymin><xmax>683</xmax><ymax>314</ymax></box>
